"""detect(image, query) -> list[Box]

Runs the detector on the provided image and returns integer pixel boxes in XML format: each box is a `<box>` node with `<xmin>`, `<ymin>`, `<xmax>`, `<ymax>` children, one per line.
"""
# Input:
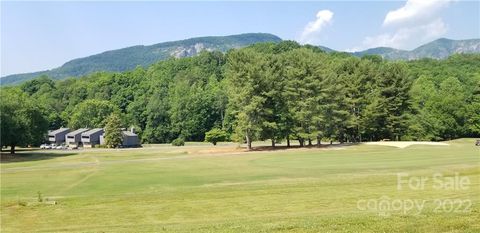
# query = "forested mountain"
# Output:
<box><xmin>2</xmin><ymin>41</ymin><xmax>479</xmax><ymax>151</ymax></box>
<box><xmin>2</xmin><ymin>34</ymin><xmax>479</xmax><ymax>86</ymax></box>
<box><xmin>3</xmin><ymin>33</ymin><xmax>479</xmax><ymax>87</ymax></box>
<box><xmin>351</xmin><ymin>38</ymin><xmax>480</xmax><ymax>60</ymax></box>
<box><xmin>1</xmin><ymin>33</ymin><xmax>282</xmax><ymax>85</ymax></box>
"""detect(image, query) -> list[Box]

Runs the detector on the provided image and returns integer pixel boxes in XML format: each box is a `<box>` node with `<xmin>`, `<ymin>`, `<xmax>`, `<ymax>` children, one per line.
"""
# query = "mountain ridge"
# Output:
<box><xmin>1</xmin><ymin>33</ymin><xmax>282</xmax><ymax>85</ymax></box>
<box><xmin>2</xmin><ymin>35</ymin><xmax>479</xmax><ymax>86</ymax></box>
<box><xmin>349</xmin><ymin>38</ymin><xmax>480</xmax><ymax>60</ymax></box>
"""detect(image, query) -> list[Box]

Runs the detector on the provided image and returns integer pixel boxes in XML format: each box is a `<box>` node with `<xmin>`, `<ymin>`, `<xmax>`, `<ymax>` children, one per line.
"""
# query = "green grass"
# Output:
<box><xmin>1</xmin><ymin>139</ymin><xmax>479</xmax><ymax>232</ymax></box>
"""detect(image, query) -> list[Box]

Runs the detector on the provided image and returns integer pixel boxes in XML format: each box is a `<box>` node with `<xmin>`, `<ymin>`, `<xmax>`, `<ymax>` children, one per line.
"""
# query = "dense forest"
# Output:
<box><xmin>2</xmin><ymin>41</ymin><xmax>480</xmax><ymax>150</ymax></box>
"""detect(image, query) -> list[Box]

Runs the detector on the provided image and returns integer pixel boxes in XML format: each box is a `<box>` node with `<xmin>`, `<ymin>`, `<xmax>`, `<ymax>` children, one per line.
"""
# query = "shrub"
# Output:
<box><xmin>17</xmin><ymin>200</ymin><xmax>28</xmax><ymax>207</ymax></box>
<box><xmin>205</xmin><ymin>128</ymin><xmax>229</xmax><ymax>145</ymax></box>
<box><xmin>172</xmin><ymin>138</ymin><xmax>185</xmax><ymax>146</ymax></box>
<box><xmin>37</xmin><ymin>191</ymin><xmax>43</xmax><ymax>202</ymax></box>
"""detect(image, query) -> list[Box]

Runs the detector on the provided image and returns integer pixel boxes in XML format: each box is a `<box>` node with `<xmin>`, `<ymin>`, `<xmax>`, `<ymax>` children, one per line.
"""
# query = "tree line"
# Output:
<box><xmin>1</xmin><ymin>41</ymin><xmax>479</xmax><ymax>151</ymax></box>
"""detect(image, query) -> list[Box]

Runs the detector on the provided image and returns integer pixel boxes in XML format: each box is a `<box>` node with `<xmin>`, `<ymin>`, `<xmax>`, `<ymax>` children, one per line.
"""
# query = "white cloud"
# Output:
<box><xmin>299</xmin><ymin>10</ymin><xmax>333</xmax><ymax>44</ymax></box>
<box><xmin>362</xmin><ymin>18</ymin><xmax>447</xmax><ymax>49</ymax></box>
<box><xmin>348</xmin><ymin>0</ymin><xmax>452</xmax><ymax>51</ymax></box>
<box><xmin>384</xmin><ymin>0</ymin><xmax>452</xmax><ymax>26</ymax></box>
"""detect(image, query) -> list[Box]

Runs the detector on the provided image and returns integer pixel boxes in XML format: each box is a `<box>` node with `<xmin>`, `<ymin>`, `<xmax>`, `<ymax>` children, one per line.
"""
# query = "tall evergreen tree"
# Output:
<box><xmin>226</xmin><ymin>49</ymin><xmax>269</xmax><ymax>150</ymax></box>
<box><xmin>104</xmin><ymin>113</ymin><xmax>123</xmax><ymax>148</ymax></box>
<box><xmin>282</xmin><ymin>49</ymin><xmax>326</xmax><ymax>146</ymax></box>
<box><xmin>375</xmin><ymin>62</ymin><xmax>412</xmax><ymax>140</ymax></box>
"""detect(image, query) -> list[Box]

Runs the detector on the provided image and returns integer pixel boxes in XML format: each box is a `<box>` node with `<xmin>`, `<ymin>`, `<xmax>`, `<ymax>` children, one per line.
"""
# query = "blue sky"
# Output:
<box><xmin>1</xmin><ymin>1</ymin><xmax>479</xmax><ymax>76</ymax></box>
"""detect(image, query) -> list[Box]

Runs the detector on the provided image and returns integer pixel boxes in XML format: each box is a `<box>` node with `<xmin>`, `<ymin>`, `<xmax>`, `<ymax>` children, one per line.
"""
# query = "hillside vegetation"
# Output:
<box><xmin>2</xmin><ymin>41</ymin><xmax>479</xmax><ymax>151</ymax></box>
<box><xmin>2</xmin><ymin>36</ymin><xmax>478</xmax><ymax>86</ymax></box>
<box><xmin>1</xmin><ymin>33</ymin><xmax>282</xmax><ymax>85</ymax></box>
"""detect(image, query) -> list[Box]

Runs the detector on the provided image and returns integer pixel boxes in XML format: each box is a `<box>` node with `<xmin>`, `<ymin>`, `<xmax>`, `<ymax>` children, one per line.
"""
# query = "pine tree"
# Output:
<box><xmin>375</xmin><ymin>62</ymin><xmax>412</xmax><ymax>140</ymax></box>
<box><xmin>104</xmin><ymin>114</ymin><xmax>123</xmax><ymax>148</ymax></box>
<box><xmin>226</xmin><ymin>49</ymin><xmax>269</xmax><ymax>150</ymax></box>
<box><xmin>282</xmin><ymin>48</ymin><xmax>326</xmax><ymax>146</ymax></box>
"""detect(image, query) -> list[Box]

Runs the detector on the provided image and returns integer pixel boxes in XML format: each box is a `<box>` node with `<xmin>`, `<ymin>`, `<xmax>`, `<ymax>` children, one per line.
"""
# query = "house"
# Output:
<box><xmin>98</xmin><ymin>128</ymin><xmax>140</xmax><ymax>147</ymax></box>
<box><xmin>48</xmin><ymin>128</ymin><xmax>70</xmax><ymax>145</ymax></box>
<box><xmin>81</xmin><ymin>128</ymin><xmax>104</xmax><ymax>148</ymax></box>
<box><xmin>122</xmin><ymin>130</ymin><xmax>140</xmax><ymax>147</ymax></box>
<box><xmin>65</xmin><ymin>128</ymin><xmax>89</xmax><ymax>146</ymax></box>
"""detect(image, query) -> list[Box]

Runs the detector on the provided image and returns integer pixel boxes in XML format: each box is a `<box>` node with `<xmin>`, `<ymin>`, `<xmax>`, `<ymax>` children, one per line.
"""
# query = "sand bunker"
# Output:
<box><xmin>364</xmin><ymin>141</ymin><xmax>449</xmax><ymax>149</ymax></box>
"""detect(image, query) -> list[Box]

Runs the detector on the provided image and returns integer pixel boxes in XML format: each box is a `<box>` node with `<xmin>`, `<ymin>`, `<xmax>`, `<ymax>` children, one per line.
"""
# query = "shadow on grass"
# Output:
<box><xmin>249</xmin><ymin>143</ymin><xmax>359</xmax><ymax>152</ymax></box>
<box><xmin>0</xmin><ymin>151</ymin><xmax>77</xmax><ymax>163</ymax></box>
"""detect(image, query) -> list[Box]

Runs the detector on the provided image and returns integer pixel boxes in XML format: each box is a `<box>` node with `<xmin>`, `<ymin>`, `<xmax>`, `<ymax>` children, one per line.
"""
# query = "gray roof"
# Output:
<box><xmin>81</xmin><ymin>128</ymin><xmax>104</xmax><ymax>136</ymax></box>
<box><xmin>66</xmin><ymin>128</ymin><xmax>89</xmax><ymax>136</ymax></box>
<box><xmin>122</xmin><ymin>131</ymin><xmax>138</xmax><ymax>137</ymax></box>
<box><xmin>48</xmin><ymin>128</ymin><xmax>70</xmax><ymax>135</ymax></box>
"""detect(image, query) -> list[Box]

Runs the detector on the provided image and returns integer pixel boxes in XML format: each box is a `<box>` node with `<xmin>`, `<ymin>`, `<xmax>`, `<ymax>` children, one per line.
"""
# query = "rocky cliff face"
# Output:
<box><xmin>170</xmin><ymin>43</ymin><xmax>214</xmax><ymax>58</ymax></box>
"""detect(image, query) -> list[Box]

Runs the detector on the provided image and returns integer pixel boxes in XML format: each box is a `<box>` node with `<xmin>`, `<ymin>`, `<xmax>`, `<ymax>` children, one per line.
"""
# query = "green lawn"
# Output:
<box><xmin>1</xmin><ymin>139</ymin><xmax>479</xmax><ymax>232</ymax></box>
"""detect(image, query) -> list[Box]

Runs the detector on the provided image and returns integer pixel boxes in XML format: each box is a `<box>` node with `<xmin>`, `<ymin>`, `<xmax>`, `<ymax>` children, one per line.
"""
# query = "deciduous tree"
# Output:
<box><xmin>0</xmin><ymin>89</ymin><xmax>49</xmax><ymax>154</ymax></box>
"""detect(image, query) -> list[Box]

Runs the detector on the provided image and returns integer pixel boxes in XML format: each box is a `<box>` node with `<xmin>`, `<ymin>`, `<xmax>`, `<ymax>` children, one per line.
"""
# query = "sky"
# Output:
<box><xmin>1</xmin><ymin>0</ymin><xmax>479</xmax><ymax>76</ymax></box>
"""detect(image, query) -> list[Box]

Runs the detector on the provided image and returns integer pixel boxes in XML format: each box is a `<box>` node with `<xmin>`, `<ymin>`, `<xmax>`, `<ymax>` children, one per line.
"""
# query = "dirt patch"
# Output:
<box><xmin>186</xmin><ymin>146</ymin><xmax>247</xmax><ymax>155</ymax></box>
<box><xmin>363</xmin><ymin>141</ymin><xmax>449</xmax><ymax>149</ymax></box>
<box><xmin>184</xmin><ymin>144</ymin><xmax>349</xmax><ymax>156</ymax></box>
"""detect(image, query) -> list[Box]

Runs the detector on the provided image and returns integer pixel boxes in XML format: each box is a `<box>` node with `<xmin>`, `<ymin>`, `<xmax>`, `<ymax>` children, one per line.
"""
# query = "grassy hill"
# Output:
<box><xmin>1</xmin><ymin>33</ymin><xmax>282</xmax><ymax>85</ymax></box>
<box><xmin>1</xmin><ymin>139</ymin><xmax>478</xmax><ymax>232</ymax></box>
